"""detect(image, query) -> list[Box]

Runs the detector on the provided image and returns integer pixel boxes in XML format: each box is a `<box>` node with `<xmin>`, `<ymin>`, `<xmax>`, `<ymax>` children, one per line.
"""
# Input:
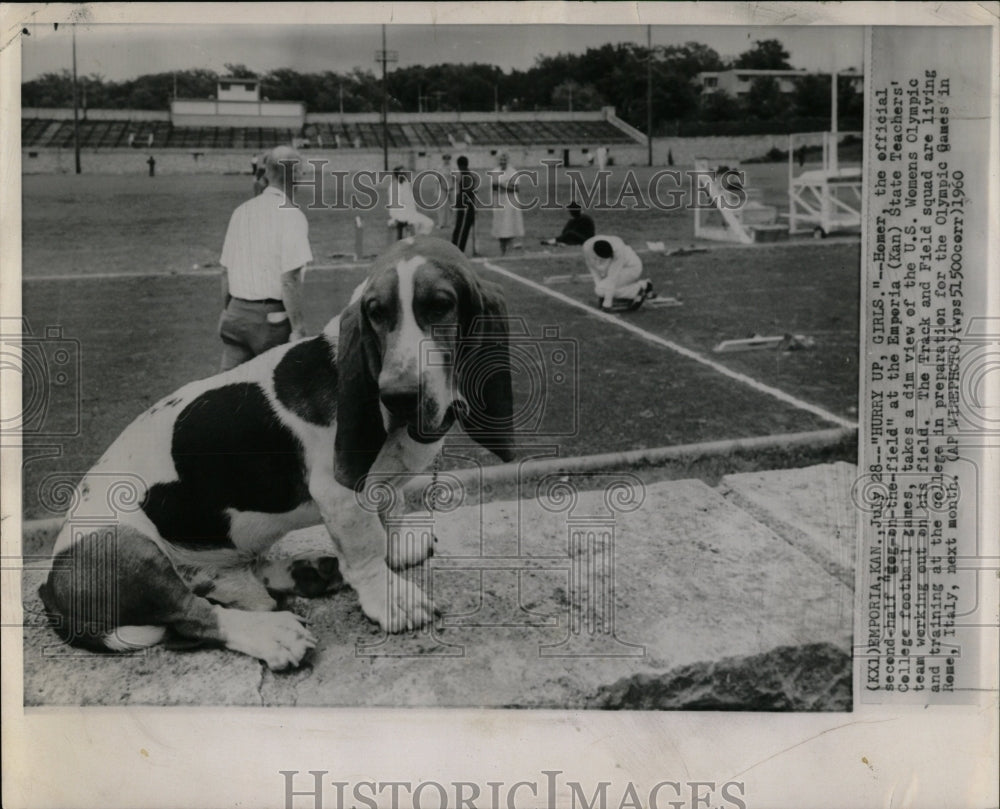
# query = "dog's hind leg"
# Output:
<box><xmin>42</xmin><ymin>525</ymin><xmax>316</xmax><ymax>669</ymax></box>
<box><xmin>197</xmin><ymin>565</ymin><xmax>280</xmax><ymax>611</ymax></box>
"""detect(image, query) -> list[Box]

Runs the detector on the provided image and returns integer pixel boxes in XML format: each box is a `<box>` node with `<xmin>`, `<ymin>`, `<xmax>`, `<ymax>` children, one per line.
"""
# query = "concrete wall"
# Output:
<box><xmin>22</xmin><ymin>133</ymin><xmax>830</xmax><ymax>176</ymax></box>
<box><xmin>305</xmin><ymin>108</ymin><xmax>615</xmax><ymax>125</ymax></box>
<box><xmin>22</xmin><ymin>107</ymin><xmax>169</xmax><ymax>121</ymax></box>
<box><xmin>651</xmin><ymin>132</ymin><xmax>828</xmax><ymax>166</ymax></box>
<box><xmin>22</xmin><ymin>144</ymin><xmax>643</xmax><ymax>175</ymax></box>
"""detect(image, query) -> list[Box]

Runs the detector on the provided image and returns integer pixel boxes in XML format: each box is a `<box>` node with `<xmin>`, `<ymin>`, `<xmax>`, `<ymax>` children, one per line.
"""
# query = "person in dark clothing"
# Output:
<box><xmin>451</xmin><ymin>155</ymin><xmax>477</xmax><ymax>253</ymax></box>
<box><xmin>542</xmin><ymin>200</ymin><xmax>595</xmax><ymax>246</ymax></box>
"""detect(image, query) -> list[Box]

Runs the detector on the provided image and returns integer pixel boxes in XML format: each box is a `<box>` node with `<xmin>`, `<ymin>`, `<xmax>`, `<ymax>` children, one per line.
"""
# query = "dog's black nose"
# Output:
<box><xmin>380</xmin><ymin>390</ymin><xmax>420</xmax><ymax>417</ymax></box>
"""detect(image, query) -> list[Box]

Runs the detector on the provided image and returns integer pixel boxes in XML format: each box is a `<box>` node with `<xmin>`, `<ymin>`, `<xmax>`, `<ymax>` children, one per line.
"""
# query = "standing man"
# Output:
<box><xmin>451</xmin><ymin>155</ymin><xmax>477</xmax><ymax>254</ymax></box>
<box><xmin>582</xmin><ymin>235</ymin><xmax>653</xmax><ymax>312</ymax></box>
<box><xmin>436</xmin><ymin>154</ymin><xmax>454</xmax><ymax>230</ymax></box>
<box><xmin>251</xmin><ymin>153</ymin><xmax>268</xmax><ymax>196</ymax></box>
<box><xmin>218</xmin><ymin>145</ymin><xmax>312</xmax><ymax>372</ymax></box>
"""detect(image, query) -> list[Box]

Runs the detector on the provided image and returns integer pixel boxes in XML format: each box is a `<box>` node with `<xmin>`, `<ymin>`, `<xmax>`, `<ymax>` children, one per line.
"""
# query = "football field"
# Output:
<box><xmin>20</xmin><ymin>171</ymin><xmax>859</xmax><ymax>518</ymax></box>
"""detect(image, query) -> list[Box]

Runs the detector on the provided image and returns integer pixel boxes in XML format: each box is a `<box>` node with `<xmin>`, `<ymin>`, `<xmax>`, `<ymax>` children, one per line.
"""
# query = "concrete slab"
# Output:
<box><xmin>20</xmin><ymin>474</ymin><xmax>853</xmax><ymax>709</ymax></box>
<box><xmin>719</xmin><ymin>462</ymin><xmax>857</xmax><ymax>587</ymax></box>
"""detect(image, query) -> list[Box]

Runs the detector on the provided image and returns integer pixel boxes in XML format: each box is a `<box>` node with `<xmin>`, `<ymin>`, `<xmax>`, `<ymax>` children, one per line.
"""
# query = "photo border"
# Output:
<box><xmin>2</xmin><ymin>3</ymin><xmax>997</xmax><ymax>808</ymax></box>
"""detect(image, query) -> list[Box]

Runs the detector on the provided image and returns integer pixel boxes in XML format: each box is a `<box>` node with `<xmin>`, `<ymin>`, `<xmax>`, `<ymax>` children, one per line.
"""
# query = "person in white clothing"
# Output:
<box><xmin>387</xmin><ymin>166</ymin><xmax>435</xmax><ymax>239</ymax></box>
<box><xmin>218</xmin><ymin>145</ymin><xmax>313</xmax><ymax>371</ymax></box>
<box><xmin>490</xmin><ymin>152</ymin><xmax>525</xmax><ymax>256</ymax></box>
<box><xmin>582</xmin><ymin>235</ymin><xmax>653</xmax><ymax>312</ymax></box>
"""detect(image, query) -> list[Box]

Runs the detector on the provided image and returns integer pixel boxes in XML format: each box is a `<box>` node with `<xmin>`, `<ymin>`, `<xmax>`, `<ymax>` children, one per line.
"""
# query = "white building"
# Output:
<box><xmin>170</xmin><ymin>77</ymin><xmax>305</xmax><ymax>128</ymax></box>
<box><xmin>697</xmin><ymin>68</ymin><xmax>864</xmax><ymax>97</ymax></box>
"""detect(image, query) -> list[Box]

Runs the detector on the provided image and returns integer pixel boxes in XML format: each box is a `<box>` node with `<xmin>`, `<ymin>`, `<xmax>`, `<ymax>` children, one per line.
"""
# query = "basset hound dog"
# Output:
<box><xmin>40</xmin><ymin>236</ymin><xmax>514</xmax><ymax>669</ymax></box>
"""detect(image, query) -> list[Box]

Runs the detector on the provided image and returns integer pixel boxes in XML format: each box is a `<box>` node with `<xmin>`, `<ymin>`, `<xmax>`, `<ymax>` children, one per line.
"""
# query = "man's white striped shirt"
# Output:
<box><xmin>220</xmin><ymin>186</ymin><xmax>313</xmax><ymax>300</ymax></box>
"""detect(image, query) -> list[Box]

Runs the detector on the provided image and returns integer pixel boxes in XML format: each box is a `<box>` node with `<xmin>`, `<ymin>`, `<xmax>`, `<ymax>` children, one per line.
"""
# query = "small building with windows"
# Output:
<box><xmin>170</xmin><ymin>77</ymin><xmax>305</xmax><ymax>128</ymax></box>
<box><xmin>697</xmin><ymin>68</ymin><xmax>864</xmax><ymax>97</ymax></box>
<box><xmin>216</xmin><ymin>77</ymin><xmax>261</xmax><ymax>102</ymax></box>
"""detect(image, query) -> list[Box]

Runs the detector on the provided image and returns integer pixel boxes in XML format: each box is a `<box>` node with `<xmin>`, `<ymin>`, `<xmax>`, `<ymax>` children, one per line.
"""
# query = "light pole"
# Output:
<box><xmin>830</xmin><ymin>62</ymin><xmax>839</xmax><ymax>173</ymax></box>
<box><xmin>71</xmin><ymin>23</ymin><xmax>81</xmax><ymax>174</ymax></box>
<box><xmin>646</xmin><ymin>25</ymin><xmax>653</xmax><ymax>167</ymax></box>
<box><xmin>374</xmin><ymin>25</ymin><xmax>398</xmax><ymax>171</ymax></box>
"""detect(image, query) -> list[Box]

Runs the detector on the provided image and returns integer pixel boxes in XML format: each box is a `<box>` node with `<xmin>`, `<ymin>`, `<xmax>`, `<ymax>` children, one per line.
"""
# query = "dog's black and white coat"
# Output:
<box><xmin>40</xmin><ymin>237</ymin><xmax>514</xmax><ymax>669</ymax></box>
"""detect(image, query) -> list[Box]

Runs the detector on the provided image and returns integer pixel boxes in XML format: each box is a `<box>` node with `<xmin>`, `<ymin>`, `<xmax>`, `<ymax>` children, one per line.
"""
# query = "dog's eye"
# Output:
<box><xmin>425</xmin><ymin>298</ymin><xmax>455</xmax><ymax>319</ymax></box>
<box><xmin>366</xmin><ymin>300</ymin><xmax>385</xmax><ymax>322</ymax></box>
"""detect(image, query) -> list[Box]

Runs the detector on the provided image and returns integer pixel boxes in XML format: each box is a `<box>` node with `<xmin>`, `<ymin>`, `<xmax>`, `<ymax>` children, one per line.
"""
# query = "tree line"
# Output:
<box><xmin>22</xmin><ymin>39</ymin><xmax>862</xmax><ymax>134</ymax></box>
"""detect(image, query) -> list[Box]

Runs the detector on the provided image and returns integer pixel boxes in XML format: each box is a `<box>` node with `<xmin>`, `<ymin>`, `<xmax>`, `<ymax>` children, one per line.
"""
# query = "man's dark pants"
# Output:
<box><xmin>219</xmin><ymin>297</ymin><xmax>290</xmax><ymax>371</ymax></box>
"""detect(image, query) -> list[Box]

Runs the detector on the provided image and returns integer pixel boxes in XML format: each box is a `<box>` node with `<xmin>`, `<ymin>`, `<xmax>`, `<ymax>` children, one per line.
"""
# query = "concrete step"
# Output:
<box><xmin>718</xmin><ymin>462</ymin><xmax>856</xmax><ymax>587</ymax></box>
<box><xmin>22</xmin><ymin>469</ymin><xmax>854</xmax><ymax>708</ymax></box>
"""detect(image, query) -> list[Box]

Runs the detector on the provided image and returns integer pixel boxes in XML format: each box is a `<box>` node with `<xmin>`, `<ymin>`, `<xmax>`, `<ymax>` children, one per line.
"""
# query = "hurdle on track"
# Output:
<box><xmin>786</xmin><ymin>131</ymin><xmax>862</xmax><ymax>238</ymax></box>
<box><xmin>692</xmin><ymin>158</ymin><xmax>787</xmax><ymax>245</ymax></box>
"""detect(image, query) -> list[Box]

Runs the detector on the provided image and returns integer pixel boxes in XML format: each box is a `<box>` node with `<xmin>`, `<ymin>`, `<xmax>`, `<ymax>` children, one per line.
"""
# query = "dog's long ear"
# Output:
<box><xmin>457</xmin><ymin>277</ymin><xmax>515</xmax><ymax>462</ymax></box>
<box><xmin>334</xmin><ymin>298</ymin><xmax>385</xmax><ymax>489</ymax></box>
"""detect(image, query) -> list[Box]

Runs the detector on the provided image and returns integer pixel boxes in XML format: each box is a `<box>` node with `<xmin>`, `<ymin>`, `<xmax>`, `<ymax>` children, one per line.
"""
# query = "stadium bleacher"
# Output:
<box><xmin>22</xmin><ymin>115</ymin><xmax>636</xmax><ymax>151</ymax></box>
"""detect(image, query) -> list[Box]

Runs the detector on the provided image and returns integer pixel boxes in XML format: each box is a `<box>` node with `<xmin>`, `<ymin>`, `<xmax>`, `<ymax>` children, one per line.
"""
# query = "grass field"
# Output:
<box><xmin>19</xmin><ymin>169</ymin><xmax>859</xmax><ymax>518</ymax></box>
<box><xmin>20</xmin><ymin>160</ymin><xmax>843</xmax><ymax>276</ymax></box>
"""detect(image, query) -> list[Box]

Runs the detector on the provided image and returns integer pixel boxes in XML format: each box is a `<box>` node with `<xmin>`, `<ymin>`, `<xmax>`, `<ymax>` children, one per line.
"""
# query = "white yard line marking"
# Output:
<box><xmin>25</xmin><ymin>269</ymin><xmax>224</xmax><ymax>282</ymax></box>
<box><xmin>23</xmin><ymin>263</ymin><xmax>369</xmax><ymax>283</ymax></box>
<box><xmin>480</xmin><ymin>258</ymin><xmax>856</xmax><ymax>429</ymax></box>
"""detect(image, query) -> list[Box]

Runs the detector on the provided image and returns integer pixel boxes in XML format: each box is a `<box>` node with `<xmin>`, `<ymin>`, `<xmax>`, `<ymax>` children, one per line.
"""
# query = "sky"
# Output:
<box><xmin>20</xmin><ymin>23</ymin><xmax>864</xmax><ymax>83</ymax></box>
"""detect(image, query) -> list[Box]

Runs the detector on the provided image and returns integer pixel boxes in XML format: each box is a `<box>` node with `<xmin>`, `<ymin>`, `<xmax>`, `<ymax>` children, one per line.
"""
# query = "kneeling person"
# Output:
<box><xmin>583</xmin><ymin>235</ymin><xmax>653</xmax><ymax>312</ymax></box>
<box><xmin>541</xmin><ymin>200</ymin><xmax>595</xmax><ymax>247</ymax></box>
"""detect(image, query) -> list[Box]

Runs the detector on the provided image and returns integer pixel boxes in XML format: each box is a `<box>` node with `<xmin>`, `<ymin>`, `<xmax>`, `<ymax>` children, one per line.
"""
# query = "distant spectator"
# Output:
<box><xmin>251</xmin><ymin>153</ymin><xmax>268</xmax><ymax>196</ymax></box>
<box><xmin>490</xmin><ymin>152</ymin><xmax>524</xmax><ymax>256</ymax></box>
<box><xmin>147</xmin><ymin>132</ymin><xmax>154</xmax><ymax>148</ymax></box>
<box><xmin>437</xmin><ymin>154</ymin><xmax>454</xmax><ymax>230</ymax></box>
<box><xmin>596</xmin><ymin>145</ymin><xmax>608</xmax><ymax>171</ymax></box>
<box><xmin>541</xmin><ymin>200</ymin><xmax>595</xmax><ymax>247</ymax></box>
<box><xmin>451</xmin><ymin>156</ymin><xmax>477</xmax><ymax>253</ymax></box>
<box><xmin>127</xmin><ymin>132</ymin><xmax>136</xmax><ymax>148</ymax></box>
<box><xmin>387</xmin><ymin>165</ymin><xmax>434</xmax><ymax>239</ymax></box>
<box><xmin>582</xmin><ymin>235</ymin><xmax>653</xmax><ymax>312</ymax></box>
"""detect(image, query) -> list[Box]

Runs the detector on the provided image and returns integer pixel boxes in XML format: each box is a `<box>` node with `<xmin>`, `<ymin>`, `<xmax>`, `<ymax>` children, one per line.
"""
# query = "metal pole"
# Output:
<box><xmin>381</xmin><ymin>24</ymin><xmax>388</xmax><ymax>171</ymax></box>
<box><xmin>830</xmin><ymin>63</ymin><xmax>838</xmax><ymax>173</ymax></box>
<box><xmin>646</xmin><ymin>25</ymin><xmax>653</xmax><ymax>167</ymax></box>
<box><xmin>71</xmin><ymin>24</ymin><xmax>81</xmax><ymax>174</ymax></box>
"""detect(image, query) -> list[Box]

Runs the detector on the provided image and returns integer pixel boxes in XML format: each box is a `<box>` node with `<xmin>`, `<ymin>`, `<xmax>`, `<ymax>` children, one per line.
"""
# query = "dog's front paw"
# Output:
<box><xmin>219</xmin><ymin>608</ymin><xmax>317</xmax><ymax>670</ymax></box>
<box><xmin>386</xmin><ymin>529</ymin><xmax>436</xmax><ymax>570</ymax></box>
<box><xmin>353</xmin><ymin>565</ymin><xmax>435</xmax><ymax>633</ymax></box>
